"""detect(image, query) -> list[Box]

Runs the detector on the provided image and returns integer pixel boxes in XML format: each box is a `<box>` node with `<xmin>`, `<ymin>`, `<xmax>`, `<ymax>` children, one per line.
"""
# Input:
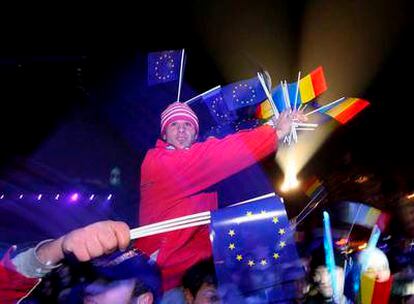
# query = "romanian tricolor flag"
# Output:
<box><xmin>255</xmin><ymin>66</ymin><xmax>328</xmax><ymax>118</ymax></box>
<box><xmin>303</xmin><ymin>176</ymin><xmax>324</xmax><ymax>198</ymax></box>
<box><xmin>360</xmin><ymin>273</ymin><xmax>393</xmax><ymax>304</ymax></box>
<box><xmin>338</xmin><ymin>202</ymin><xmax>390</xmax><ymax>232</ymax></box>
<box><xmin>255</xmin><ymin>99</ymin><xmax>273</xmax><ymax>120</ymax></box>
<box><xmin>299</xmin><ymin>66</ymin><xmax>327</xmax><ymax>104</ymax></box>
<box><xmin>321</xmin><ymin>97</ymin><xmax>370</xmax><ymax>124</ymax></box>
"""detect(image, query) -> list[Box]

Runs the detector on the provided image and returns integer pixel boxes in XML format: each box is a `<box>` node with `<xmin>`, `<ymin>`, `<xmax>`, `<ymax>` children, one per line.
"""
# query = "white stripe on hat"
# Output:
<box><xmin>160</xmin><ymin>102</ymin><xmax>199</xmax><ymax>135</ymax></box>
<box><xmin>162</xmin><ymin>109</ymin><xmax>198</xmax><ymax>122</ymax></box>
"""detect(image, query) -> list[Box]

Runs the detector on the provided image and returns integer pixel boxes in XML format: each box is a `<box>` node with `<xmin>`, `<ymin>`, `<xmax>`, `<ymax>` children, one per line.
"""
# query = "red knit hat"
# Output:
<box><xmin>160</xmin><ymin>102</ymin><xmax>199</xmax><ymax>135</ymax></box>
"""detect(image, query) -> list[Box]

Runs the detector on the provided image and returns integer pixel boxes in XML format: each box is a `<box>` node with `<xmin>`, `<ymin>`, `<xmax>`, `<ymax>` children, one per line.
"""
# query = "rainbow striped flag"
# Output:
<box><xmin>320</xmin><ymin>97</ymin><xmax>370</xmax><ymax>124</ymax></box>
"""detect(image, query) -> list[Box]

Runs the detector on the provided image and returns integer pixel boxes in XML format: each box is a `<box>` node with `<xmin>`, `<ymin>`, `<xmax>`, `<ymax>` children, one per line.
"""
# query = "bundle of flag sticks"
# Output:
<box><xmin>129</xmin><ymin>193</ymin><xmax>276</xmax><ymax>240</ymax></box>
<box><xmin>130</xmin><ymin>211</ymin><xmax>211</xmax><ymax>240</ymax></box>
<box><xmin>257</xmin><ymin>70</ymin><xmax>350</xmax><ymax>145</ymax></box>
<box><xmin>258</xmin><ymin>71</ymin><xmax>320</xmax><ymax>145</ymax></box>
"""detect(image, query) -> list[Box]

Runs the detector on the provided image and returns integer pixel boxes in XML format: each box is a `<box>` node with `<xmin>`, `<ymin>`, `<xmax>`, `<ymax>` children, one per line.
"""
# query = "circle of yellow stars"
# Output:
<box><xmin>232</xmin><ymin>83</ymin><xmax>257</xmax><ymax>105</ymax></box>
<box><xmin>154</xmin><ymin>52</ymin><xmax>176</xmax><ymax>81</ymax></box>
<box><xmin>210</xmin><ymin>96</ymin><xmax>230</xmax><ymax>121</ymax></box>
<box><xmin>234</xmin><ymin>119</ymin><xmax>260</xmax><ymax>132</ymax></box>
<box><xmin>225</xmin><ymin>209</ymin><xmax>287</xmax><ymax>268</ymax></box>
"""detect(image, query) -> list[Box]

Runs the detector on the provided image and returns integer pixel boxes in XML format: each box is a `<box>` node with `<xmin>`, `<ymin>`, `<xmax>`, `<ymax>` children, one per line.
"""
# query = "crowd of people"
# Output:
<box><xmin>1</xmin><ymin>102</ymin><xmax>413</xmax><ymax>303</ymax></box>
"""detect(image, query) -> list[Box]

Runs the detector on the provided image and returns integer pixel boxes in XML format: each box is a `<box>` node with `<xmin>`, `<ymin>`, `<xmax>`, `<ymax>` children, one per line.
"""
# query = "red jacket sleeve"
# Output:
<box><xmin>0</xmin><ymin>247</ymin><xmax>40</xmax><ymax>304</ymax></box>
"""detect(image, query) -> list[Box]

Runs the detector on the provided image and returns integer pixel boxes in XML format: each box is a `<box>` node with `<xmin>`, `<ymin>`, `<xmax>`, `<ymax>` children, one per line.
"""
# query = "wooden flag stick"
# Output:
<box><xmin>133</xmin><ymin>214</ymin><xmax>211</xmax><ymax>235</ymax></box>
<box><xmin>184</xmin><ymin>85</ymin><xmax>221</xmax><ymax>105</ymax></box>
<box><xmin>177</xmin><ymin>49</ymin><xmax>185</xmax><ymax>102</ymax></box>
<box><xmin>298</xmin><ymin>103</ymin><xmax>309</xmax><ymax>112</ymax></box>
<box><xmin>133</xmin><ymin>211</ymin><xmax>210</xmax><ymax>232</ymax></box>
<box><xmin>281</xmin><ymin>80</ymin><xmax>296</xmax><ymax>144</ymax></box>
<box><xmin>131</xmin><ymin>219</ymin><xmax>211</xmax><ymax>240</ymax></box>
<box><xmin>281</xmin><ymin>81</ymin><xmax>291</xmax><ymax>111</ymax></box>
<box><xmin>291</xmin><ymin>188</ymin><xmax>327</xmax><ymax>228</ymax></box>
<box><xmin>227</xmin><ymin>192</ymin><xmax>276</xmax><ymax>207</ymax></box>
<box><xmin>293</xmin><ymin>71</ymin><xmax>301</xmax><ymax>111</ymax></box>
<box><xmin>130</xmin><ymin>211</ymin><xmax>211</xmax><ymax>240</ymax></box>
<box><xmin>296</xmin><ymin>127</ymin><xmax>316</xmax><ymax>131</ymax></box>
<box><xmin>344</xmin><ymin>204</ymin><xmax>362</xmax><ymax>250</ymax></box>
<box><xmin>305</xmin><ymin>97</ymin><xmax>345</xmax><ymax>117</ymax></box>
<box><xmin>257</xmin><ymin>72</ymin><xmax>279</xmax><ymax>119</ymax></box>
<box><xmin>294</xmin><ymin>122</ymin><xmax>318</xmax><ymax>128</ymax></box>
<box><xmin>292</xmin><ymin>125</ymin><xmax>298</xmax><ymax>142</ymax></box>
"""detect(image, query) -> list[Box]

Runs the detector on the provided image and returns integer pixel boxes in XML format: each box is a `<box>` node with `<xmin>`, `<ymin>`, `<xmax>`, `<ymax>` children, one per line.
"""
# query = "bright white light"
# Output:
<box><xmin>55</xmin><ymin>194</ymin><xmax>60</xmax><ymax>200</ymax></box>
<box><xmin>281</xmin><ymin>176</ymin><xmax>299</xmax><ymax>192</ymax></box>
<box><xmin>107</xmin><ymin>194</ymin><xmax>113</xmax><ymax>200</ymax></box>
<box><xmin>0</xmin><ymin>194</ymin><xmax>4</xmax><ymax>199</ymax></box>
<box><xmin>37</xmin><ymin>194</ymin><xmax>42</xmax><ymax>201</ymax></box>
<box><xmin>89</xmin><ymin>194</ymin><xmax>95</xmax><ymax>201</ymax></box>
<box><xmin>19</xmin><ymin>194</ymin><xmax>24</xmax><ymax>199</ymax></box>
<box><xmin>280</xmin><ymin>160</ymin><xmax>300</xmax><ymax>192</ymax></box>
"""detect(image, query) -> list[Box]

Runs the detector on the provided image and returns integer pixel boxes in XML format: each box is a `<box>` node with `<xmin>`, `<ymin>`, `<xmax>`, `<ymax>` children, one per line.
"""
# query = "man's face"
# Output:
<box><xmin>83</xmin><ymin>279</ymin><xmax>153</xmax><ymax>304</ymax></box>
<box><xmin>164</xmin><ymin>120</ymin><xmax>197</xmax><ymax>149</ymax></box>
<box><xmin>192</xmin><ymin>282</ymin><xmax>221</xmax><ymax>304</ymax></box>
<box><xmin>83</xmin><ymin>279</ymin><xmax>135</xmax><ymax>304</ymax></box>
<box><xmin>313</xmin><ymin>266</ymin><xmax>344</xmax><ymax>299</ymax></box>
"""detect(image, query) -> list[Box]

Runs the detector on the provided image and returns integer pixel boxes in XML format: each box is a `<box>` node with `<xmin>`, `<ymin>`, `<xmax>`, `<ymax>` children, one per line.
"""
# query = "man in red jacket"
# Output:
<box><xmin>135</xmin><ymin>102</ymin><xmax>302</xmax><ymax>291</ymax></box>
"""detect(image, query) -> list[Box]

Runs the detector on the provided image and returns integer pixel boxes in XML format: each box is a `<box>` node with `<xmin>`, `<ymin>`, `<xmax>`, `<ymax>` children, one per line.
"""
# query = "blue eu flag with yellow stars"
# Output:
<box><xmin>147</xmin><ymin>50</ymin><xmax>182</xmax><ymax>86</ymax></box>
<box><xmin>202</xmin><ymin>88</ymin><xmax>237</xmax><ymax>125</ymax></box>
<box><xmin>222</xmin><ymin>76</ymin><xmax>267</xmax><ymax>111</ymax></box>
<box><xmin>210</xmin><ymin>194</ymin><xmax>305</xmax><ymax>303</ymax></box>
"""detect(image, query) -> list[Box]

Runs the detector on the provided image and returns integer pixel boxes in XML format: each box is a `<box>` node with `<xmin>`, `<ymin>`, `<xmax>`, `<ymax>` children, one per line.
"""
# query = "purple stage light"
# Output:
<box><xmin>70</xmin><ymin>193</ymin><xmax>79</xmax><ymax>202</ymax></box>
<box><xmin>89</xmin><ymin>194</ymin><xmax>95</xmax><ymax>201</ymax></box>
<box><xmin>19</xmin><ymin>194</ymin><xmax>24</xmax><ymax>199</ymax></box>
<box><xmin>55</xmin><ymin>194</ymin><xmax>60</xmax><ymax>200</ymax></box>
<box><xmin>0</xmin><ymin>194</ymin><xmax>4</xmax><ymax>199</ymax></box>
<box><xmin>107</xmin><ymin>194</ymin><xmax>113</xmax><ymax>200</ymax></box>
<box><xmin>37</xmin><ymin>194</ymin><xmax>42</xmax><ymax>201</ymax></box>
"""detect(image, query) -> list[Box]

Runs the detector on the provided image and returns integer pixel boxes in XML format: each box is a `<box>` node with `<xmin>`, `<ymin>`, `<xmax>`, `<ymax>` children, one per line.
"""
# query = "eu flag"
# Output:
<box><xmin>210</xmin><ymin>195</ymin><xmax>305</xmax><ymax>303</ymax></box>
<box><xmin>233</xmin><ymin>118</ymin><xmax>261</xmax><ymax>133</ymax></box>
<box><xmin>202</xmin><ymin>89</ymin><xmax>238</xmax><ymax>125</ymax></box>
<box><xmin>203</xmin><ymin>123</ymin><xmax>235</xmax><ymax>140</ymax></box>
<box><xmin>147</xmin><ymin>50</ymin><xmax>182</xmax><ymax>86</ymax></box>
<box><xmin>222</xmin><ymin>76</ymin><xmax>267</xmax><ymax>111</ymax></box>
